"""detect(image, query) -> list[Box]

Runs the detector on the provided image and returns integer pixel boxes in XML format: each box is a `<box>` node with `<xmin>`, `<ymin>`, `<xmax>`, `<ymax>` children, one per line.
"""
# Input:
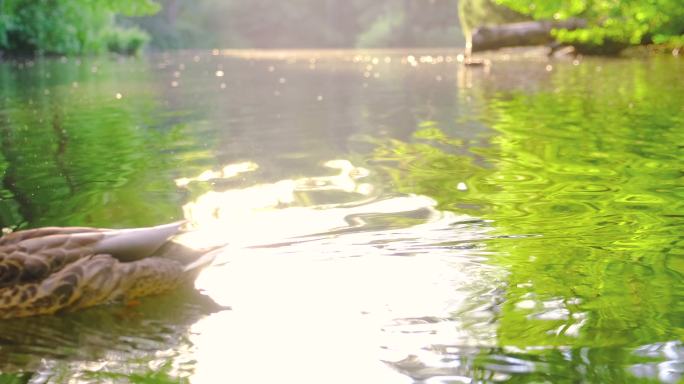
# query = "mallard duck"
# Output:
<box><xmin>0</xmin><ymin>222</ymin><xmax>218</xmax><ymax>319</ymax></box>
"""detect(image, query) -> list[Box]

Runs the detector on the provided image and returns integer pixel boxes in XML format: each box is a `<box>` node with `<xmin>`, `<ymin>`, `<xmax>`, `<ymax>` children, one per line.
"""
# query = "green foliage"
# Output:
<box><xmin>0</xmin><ymin>0</ymin><xmax>159</xmax><ymax>55</ymax></box>
<box><xmin>105</xmin><ymin>26</ymin><xmax>151</xmax><ymax>55</ymax></box>
<box><xmin>494</xmin><ymin>0</ymin><xmax>684</xmax><ymax>52</ymax></box>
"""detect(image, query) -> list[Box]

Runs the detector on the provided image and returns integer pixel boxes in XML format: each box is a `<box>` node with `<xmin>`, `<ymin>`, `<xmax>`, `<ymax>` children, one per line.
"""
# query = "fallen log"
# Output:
<box><xmin>471</xmin><ymin>19</ymin><xmax>587</xmax><ymax>53</ymax></box>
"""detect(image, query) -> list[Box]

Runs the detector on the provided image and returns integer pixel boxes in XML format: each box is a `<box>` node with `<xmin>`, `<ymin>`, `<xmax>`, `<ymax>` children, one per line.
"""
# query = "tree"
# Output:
<box><xmin>494</xmin><ymin>0</ymin><xmax>684</xmax><ymax>52</ymax></box>
<box><xmin>0</xmin><ymin>0</ymin><xmax>160</xmax><ymax>55</ymax></box>
<box><xmin>458</xmin><ymin>0</ymin><xmax>529</xmax><ymax>54</ymax></box>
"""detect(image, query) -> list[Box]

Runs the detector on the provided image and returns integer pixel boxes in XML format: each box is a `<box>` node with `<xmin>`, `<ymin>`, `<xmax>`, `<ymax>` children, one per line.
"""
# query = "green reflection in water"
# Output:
<box><xmin>84</xmin><ymin>363</ymin><xmax>189</xmax><ymax>384</ymax></box>
<box><xmin>0</xmin><ymin>58</ymin><xmax>212</xmax><ymax>229</ymax></box>
<box><xmin>0</xmin><ymin>373</ymin><xmax>31</xmax><ymax>384</ymax></box>
<box><xmin>0</xmin><ymin>367</ymin><xmax>188</xmax><ymax>384</ymax></box>
<box><xmin>0</xmin><ymin>57</ymin><xmax>213</xmax><ymax>381</ymax></box>
<box><xmin>372</xmin><ymin>57</ymin><xmax>684</xmax><ymax>379</ymax></box>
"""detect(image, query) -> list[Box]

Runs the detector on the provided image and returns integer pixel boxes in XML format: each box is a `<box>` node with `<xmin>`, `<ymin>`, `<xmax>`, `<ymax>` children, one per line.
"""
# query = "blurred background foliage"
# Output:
<box><xmin>0</xmin><ymin>0</ymin><xmax>682</xmax><ymax>55</ymax></box>
<box><xmin>123</xmin><ymin>0</ymin><xmax>464</xmax><ymax>49</ymax></box>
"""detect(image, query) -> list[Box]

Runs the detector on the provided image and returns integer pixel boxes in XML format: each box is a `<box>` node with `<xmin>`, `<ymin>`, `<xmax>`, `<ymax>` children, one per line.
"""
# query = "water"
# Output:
<box><xmin>0</xmin><ymin>49</ymin><xmax>682</xmax><ymax>383</ymax></box>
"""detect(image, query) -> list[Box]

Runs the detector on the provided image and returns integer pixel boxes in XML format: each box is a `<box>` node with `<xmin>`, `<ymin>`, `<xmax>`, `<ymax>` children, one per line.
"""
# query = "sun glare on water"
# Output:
<box><xmin>169</xmin><ymin>161</ymin><xmax>501</xmax><ymax>383</ymax></box>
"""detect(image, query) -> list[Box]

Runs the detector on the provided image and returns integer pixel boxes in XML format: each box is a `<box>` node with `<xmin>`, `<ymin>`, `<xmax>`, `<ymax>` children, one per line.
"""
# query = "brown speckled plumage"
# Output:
<box><xmin>0</xmin><ymin>223</ymin><xmax>216</xmax><ymax>319</ymax></box>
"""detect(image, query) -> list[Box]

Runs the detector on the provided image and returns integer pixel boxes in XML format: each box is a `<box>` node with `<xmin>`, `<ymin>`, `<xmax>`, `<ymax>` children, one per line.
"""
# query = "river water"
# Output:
<box><xmin>0</xmin><ymin>49</ymin><xmax>682</xmax><ymax>383</ymax></box>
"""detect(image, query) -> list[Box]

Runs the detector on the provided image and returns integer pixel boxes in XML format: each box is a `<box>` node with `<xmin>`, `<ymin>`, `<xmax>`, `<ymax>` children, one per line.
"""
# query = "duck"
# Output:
<box><xmin>0</xmin><ymin>221</ymin><xmax>218</xmax><ymax>319</ymax></box>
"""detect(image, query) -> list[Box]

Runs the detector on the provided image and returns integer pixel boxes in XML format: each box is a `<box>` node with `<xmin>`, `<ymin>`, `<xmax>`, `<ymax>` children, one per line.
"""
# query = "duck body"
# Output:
<box><xmin>0</xmin><ymin>222</ymin><xmax>216</xmax><ymax>319</ymax></box>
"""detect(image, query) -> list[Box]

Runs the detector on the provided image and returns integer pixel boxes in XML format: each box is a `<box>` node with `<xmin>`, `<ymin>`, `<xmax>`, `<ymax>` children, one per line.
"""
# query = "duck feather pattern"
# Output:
<box><xmin>0</xmin><ymin>222</ymin><xmax>216</xmax><ymax>319</ymax></box>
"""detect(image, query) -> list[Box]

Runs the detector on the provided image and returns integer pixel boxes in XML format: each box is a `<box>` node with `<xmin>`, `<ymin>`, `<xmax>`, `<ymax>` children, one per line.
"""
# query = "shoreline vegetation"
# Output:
<box><xmin>460</xmin><ymin>0</ymin><xmax>684</xmax><ymax>57</ymax></box>
<box><xmin>0</xmin><ymin>0</ymin><xmax>681</xmax><ymax>58</ymax></box>
<box><xmin>0</xmin><ymin>0</ymin><xmax>160</xmax><ymax>56</ymax></box>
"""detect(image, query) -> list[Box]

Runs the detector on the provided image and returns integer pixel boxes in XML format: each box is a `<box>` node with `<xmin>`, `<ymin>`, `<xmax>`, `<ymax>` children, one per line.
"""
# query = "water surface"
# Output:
<box><xmin>0</xmin><ymin>49</ymin><xmax>682</xmax><ymax>383</ymax></box>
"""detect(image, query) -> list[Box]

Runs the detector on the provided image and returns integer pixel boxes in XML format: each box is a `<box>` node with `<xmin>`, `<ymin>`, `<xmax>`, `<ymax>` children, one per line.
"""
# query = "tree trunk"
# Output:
<box><xmin>471</xmin><ymin>19</ymin><xmax>587</xmax><ymax>53</ymax></box>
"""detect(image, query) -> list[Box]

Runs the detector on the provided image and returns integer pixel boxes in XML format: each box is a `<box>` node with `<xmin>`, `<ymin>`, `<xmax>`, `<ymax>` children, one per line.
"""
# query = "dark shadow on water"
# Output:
<box><xmin>0</xmin><ymin>287</ymin><xmax>226</xmax><ymax>378</ymax></box>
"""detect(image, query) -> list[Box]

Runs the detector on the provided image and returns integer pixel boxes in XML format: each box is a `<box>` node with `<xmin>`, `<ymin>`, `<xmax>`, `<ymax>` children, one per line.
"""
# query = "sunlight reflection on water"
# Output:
<box><xmin>174</xmin><ymin>160</ymin><xmax>501</xmax><ymax>383</ymax></box>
